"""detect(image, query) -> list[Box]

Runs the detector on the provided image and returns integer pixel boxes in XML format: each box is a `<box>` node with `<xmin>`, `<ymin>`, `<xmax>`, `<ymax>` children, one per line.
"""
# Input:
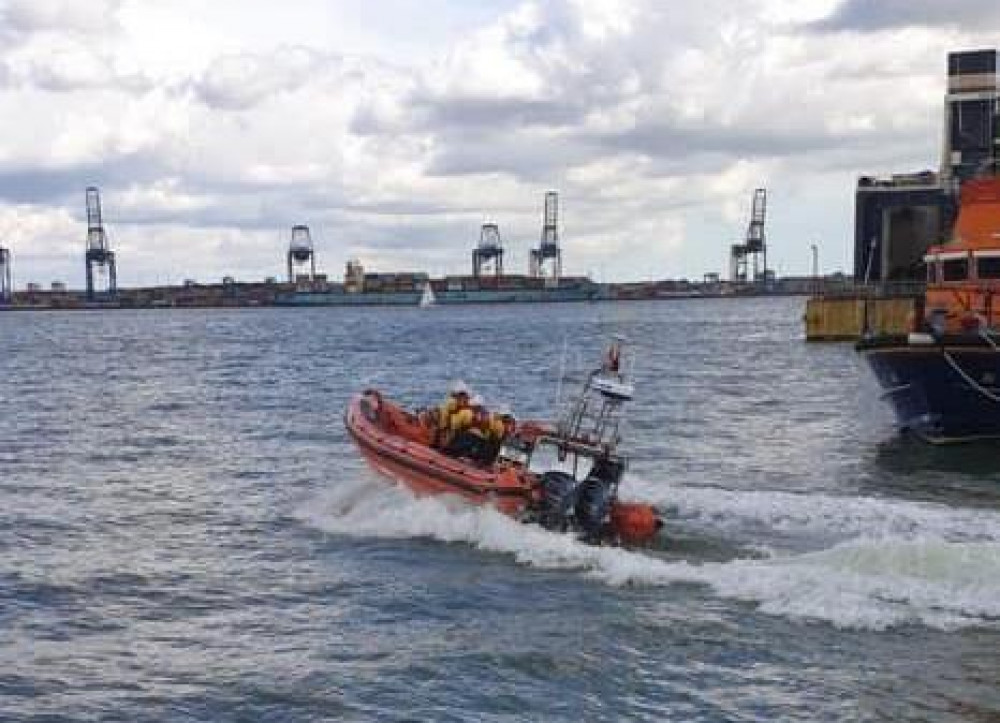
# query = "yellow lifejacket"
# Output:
<box><xmin>438</xmin><ymin>397</ymin><xmax>465</xmax><ymax>432</ymax></box>
<box><xmin>486</xmin><ymin>415</ymin><xmax>506</xmax><ymax>443</ymax></box>
<box><xmin>449</xmin><ymin>407</ymin><xmax>475</xmax><ymax>435</ymax></box>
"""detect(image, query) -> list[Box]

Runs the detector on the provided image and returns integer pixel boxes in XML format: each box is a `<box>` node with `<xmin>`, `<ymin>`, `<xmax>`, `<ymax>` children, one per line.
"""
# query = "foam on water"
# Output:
<box><xmin>629</xmin><ymin>477</ymin><xmax>1000</xmax><ymax>544</ymax></box>
<box><xmin>303</xmin><ymin>474</ymin><xmax>1000</xmax><ymax>632</ymax></box>
<box><xmin>706</xmin><ymin>539</ymin><xmax>1000</xmax><ymax>631</ymax></box>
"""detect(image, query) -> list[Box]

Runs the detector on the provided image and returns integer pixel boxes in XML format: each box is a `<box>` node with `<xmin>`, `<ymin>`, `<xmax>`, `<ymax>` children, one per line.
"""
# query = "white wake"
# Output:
<box><xmin>301</xmin><ymin>473</ymin><xmax>1000</xmax><ymax>632</ymax></box>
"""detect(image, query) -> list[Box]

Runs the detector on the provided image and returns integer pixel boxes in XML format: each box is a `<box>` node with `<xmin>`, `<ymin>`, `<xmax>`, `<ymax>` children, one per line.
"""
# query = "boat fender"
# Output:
<box><xmin>610</xmin><ymin>503</ymin><xmax>661</xmax><ymax>544</ymax></box>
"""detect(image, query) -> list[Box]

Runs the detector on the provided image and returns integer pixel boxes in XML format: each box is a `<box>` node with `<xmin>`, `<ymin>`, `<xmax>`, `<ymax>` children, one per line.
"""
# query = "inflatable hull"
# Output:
<box><xmin>345</xmin><ymin>391</ymin><xmax>661</xmax><ymax>544</ymax></box>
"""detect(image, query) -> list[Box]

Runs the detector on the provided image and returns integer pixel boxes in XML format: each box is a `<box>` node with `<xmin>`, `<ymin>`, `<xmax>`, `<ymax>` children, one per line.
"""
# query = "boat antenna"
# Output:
<box><xmin>619</xmin><ymin>334</ymin><xmax>635</xmax><ymax>380</ymax></box>
<box><xmin>554</xmin><ymin>335</ymin><xmax>569</xmax><ymax>412</ymax></box>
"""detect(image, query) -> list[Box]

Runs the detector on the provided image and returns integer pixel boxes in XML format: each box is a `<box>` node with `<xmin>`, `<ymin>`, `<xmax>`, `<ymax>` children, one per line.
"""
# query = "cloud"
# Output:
<box><xmin>402</xmin><ymin>0</ymin><xmax>945</xmax><ymax>188</ymax></box>
<box><xmin>2</xmin><ymin>0</ymin><xmax>123</xmax><ymax>38</ymax></box>
<box><xmin>810</xmin><ymin>0</ymin><xmax>1000</xmax><ymax>33</ymax></box>
<box><xmin>3</xmin><ymin>35</ymin><xmax>116</xmax><ymax>91</ymax></box>
<box><xmin>0</xmin><ymin>155</ymin><xmax>161</xmax><ymax>206</ymax></box>
<box><xmin>193</xmin><ymin>46</ymin><xmax>331</xmax><ymax>110</ymax></box>
<box><xmin>0</xmin><ymin>0</ymin><xmax>993</xmax><ymax>286</ymax></box>
<box><xmin>0</xmin><ymin>0</ymin><xmax>151</xmax><ymax>93</ymax></box>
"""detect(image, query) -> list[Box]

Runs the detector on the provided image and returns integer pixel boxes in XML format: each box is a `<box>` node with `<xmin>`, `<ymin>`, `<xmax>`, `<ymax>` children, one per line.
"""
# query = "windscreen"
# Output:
<box><xmin>529</xmin><ymin>441</ymin><xmax>595</xmax><ymax>481</ymax></box>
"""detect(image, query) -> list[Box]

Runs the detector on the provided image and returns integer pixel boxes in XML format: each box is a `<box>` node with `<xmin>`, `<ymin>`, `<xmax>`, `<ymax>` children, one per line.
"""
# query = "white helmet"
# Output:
<box><xmin>449</xmin><ymin>380</ymin><xmax>469</xmax><ymax>396</ymax></box>
<box><xmin>469</xmin><ymin>394</ymin><xmax>485</xmax><ymax>408</ymax></box>
<box><xmin>493</xmin><ymin>403</ymin><xmax>513</xmax><ymax>418</ymax></box>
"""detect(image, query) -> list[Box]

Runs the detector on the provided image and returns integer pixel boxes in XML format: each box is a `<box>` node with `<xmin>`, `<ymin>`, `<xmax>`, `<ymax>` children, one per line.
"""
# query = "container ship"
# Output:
<box><xmin>0</xmin><ymin>190</ymin><xmax>610</xmax><ymax>309</ymax></box>
<box><xmin>274</xmin><ymin>264</ymin><xmax>602</xmax><ymax>307</ymax></box>
<box><xmin>275</xmin><ymin>197</ymin><xmax>601</xmax><ymax>305</ymax></box>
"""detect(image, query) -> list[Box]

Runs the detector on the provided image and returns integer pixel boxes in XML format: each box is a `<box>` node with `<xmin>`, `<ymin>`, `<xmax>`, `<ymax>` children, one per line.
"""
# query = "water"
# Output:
<box><xmin>2</xmin><ymin>298</ymin><xmax>1000</xmax><ymax>721</ymax></box>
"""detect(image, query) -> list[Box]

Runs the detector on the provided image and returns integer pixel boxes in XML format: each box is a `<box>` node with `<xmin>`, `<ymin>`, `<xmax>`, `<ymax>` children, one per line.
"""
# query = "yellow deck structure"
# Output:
<box><xmin>805</xmin><ymin>296</ymin><xmax>917</xmax><ymax>341</ymax></box>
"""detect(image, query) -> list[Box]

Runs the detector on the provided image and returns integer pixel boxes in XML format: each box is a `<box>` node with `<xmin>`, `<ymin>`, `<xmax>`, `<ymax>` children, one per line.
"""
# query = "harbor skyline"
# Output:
<box><xmin>1</xmin><ymin>0</ymin><xmax>1000</xmax><ymax>287</ymax></box>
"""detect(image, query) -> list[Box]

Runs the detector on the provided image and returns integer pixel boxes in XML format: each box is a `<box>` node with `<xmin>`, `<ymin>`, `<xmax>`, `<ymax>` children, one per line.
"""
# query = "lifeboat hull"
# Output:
<box><xmin>858</xmin><ymin>335</ymin><xmax>1000</xmax><ymax>443</ymax></box>
<box><xmin>345</xmin><ymin>391</ymin><xmax>662</xmax><ymax>544</ymax></box>
<box><xmin>345</xmin><ymin>392</ymin><xmax>534</xmax><ymax>515</ymax></box>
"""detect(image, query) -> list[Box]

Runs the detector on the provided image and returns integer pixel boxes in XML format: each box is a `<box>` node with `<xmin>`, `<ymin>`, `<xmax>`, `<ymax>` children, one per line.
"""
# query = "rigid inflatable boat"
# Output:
<box><xmin>345</xmin><ymin>340</ymin><xmax>662</xmax><ymax>545</ymax></box>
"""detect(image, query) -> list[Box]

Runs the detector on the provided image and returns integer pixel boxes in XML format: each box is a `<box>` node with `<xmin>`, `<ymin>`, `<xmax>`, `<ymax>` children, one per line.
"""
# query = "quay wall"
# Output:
<box><xmin>805</xmin><ymin>296</ymin><xmax>917</xmax><ymax>341</ymax></box>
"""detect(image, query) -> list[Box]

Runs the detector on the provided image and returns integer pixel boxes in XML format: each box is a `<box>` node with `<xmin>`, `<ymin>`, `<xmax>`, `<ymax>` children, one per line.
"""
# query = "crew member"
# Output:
<box><xmin>482</xmin><ymin>403</ymin><xmax>516</xmax><ymax>464</ymax></box>
<box><xmin>447</xmin><ymin>394</ymin><xmax>487</xmax><ymax>460</ymax></box>
<box><xmin>603</xmin><ymin>337</ymin><xmax>622</xmax><ymax>374</ymax></box>
<box><xmin>435</xmin><ymin>380</ymin><xmax>470</xmax><ymax>447</ymax></box>
<box><xmin>498</xmin><ymin>405</ymin><xmax>517</xmax><ymax>440</ymax></box>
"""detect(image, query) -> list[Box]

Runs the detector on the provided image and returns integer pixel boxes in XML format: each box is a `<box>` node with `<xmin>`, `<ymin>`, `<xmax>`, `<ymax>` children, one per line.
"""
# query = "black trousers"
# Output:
<box><xmin>447</xmin><ymin>431</ymin><xmax>487</xmax><ymax>461</ymax></box>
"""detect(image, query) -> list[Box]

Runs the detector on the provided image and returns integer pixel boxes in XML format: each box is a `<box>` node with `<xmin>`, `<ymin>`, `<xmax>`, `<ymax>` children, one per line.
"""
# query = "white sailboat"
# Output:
<box><xmin>419</xmin><ymin>282</ymin><xmax>436</xmax><ymax>308</ymax></box>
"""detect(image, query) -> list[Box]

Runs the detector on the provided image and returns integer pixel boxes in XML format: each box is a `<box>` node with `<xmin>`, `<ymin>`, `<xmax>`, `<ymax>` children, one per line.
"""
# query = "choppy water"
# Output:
<box><xmin>3</xmin><ymin>298</ymin><xmax>1000</xmax><ymax>721</ymax></box>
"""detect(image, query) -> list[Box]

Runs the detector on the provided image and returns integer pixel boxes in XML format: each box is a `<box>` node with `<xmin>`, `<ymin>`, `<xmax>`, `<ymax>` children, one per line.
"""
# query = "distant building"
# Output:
<box><xmin>853</xmin><ymin>49</ymin><xmax>1000</xmax><ymax>284</ymax></box>
<box><xmin>942</xmin><ymin>49</ymin><xmax>1000</xmax><ymax>188</ymax></box>
<box><xmin>344</xmin><ymin>259</ymin><xmax>364</xmax><ymax>293</ymax></box>
<box><xmin>854</xmin><ymin>172</ymin><xmax>949</xmax><ymax>282</ymax></box>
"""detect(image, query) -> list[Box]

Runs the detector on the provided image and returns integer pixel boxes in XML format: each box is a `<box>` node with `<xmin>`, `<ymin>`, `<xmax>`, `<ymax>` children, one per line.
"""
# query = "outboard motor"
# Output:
<box><xmin>531</xmin><ymin>337</ymin><xmax>638</xmax><ymax>542</ymax></box>
<box><xmin>575</xmin><ymin>459</ymin><xmax>623</xmax><ymax>541</ymax></box>
<box><xmin>538</xmin><ymin>471</ymin><xmax>581</xmax><ymax>531</ymax></box>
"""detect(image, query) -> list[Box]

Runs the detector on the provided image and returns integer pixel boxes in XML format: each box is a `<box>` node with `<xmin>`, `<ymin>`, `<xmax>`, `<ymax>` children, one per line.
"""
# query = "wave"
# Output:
<box><xmin>628</xmin><ymin>478</ymin><xmax>1000</xmax><ymax>544</ymax></box>
<box><xmin>300</xmin><ymin>474</ymin><xmax>1000</xmax><ymax>632</ymax></box>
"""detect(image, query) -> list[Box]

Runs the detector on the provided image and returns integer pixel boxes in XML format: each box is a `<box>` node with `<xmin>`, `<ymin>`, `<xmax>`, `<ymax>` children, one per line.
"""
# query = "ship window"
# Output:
<box><xmin>927</xmin><ymin>263</ymin><xmax>938</xmax><ymax>283</ymax></box>
<box><xmin>977</xmin><ymin>257</ymin><xmax>1000</xmax><ymax>279</ymax></box>
<box><xmin>942</xmin><ymin>258</ymin><xmax>969</xmax><ymax>281</ymax></box>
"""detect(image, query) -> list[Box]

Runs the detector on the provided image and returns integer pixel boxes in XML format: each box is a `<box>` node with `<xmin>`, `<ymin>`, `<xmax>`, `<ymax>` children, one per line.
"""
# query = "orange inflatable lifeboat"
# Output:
<box><xmin>344</xmin><ymin>339</ymin><xmax>663</xmax><ymax>546</ymax></box>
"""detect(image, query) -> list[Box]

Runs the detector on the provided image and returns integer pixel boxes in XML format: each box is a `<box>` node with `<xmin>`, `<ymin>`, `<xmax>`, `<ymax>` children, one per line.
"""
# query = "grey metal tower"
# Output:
<box><xmin>287</xmin><ymin>224</ymin><xmax>317</xmax><ymax>282</ymax></box>
<box><xmin>530</xmin><ymin>191</ymin><xmax>562</xmax><ymax>280</ymax></box>
<box><xmin>729</xmin><ymin>188</ymin><xmax>767</xmax><ymax>285</ymax></box>
<box><xmin>0</xmin><ymin>247</ymin><xmax>11</xmax><ymax>303</ymax></box>
<box><xmin>85</xmin><ymin>186</ymin><xmax>117</xmax><ymax>300</ymax></box>
<box><xmin>472</xmin><ymin>222</ymin><xmax>504</xmax><ymax>278</ymax></box>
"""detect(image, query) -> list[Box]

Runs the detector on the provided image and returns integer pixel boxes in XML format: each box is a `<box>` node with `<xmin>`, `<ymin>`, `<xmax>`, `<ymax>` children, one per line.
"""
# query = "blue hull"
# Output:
<box><xmin>275</xmin><ymin>291</ymin><xmax>420</xmax><ymax>306</ymax></box>
<box><xmin>860</xmin><ymin>338</ymin><xmax>1000</xmax><ymax>443</ymax></box>
<box><xmin>275</xmin><ymin>286</ymin><xmax>599</xmax><ymax>306</ymax></box>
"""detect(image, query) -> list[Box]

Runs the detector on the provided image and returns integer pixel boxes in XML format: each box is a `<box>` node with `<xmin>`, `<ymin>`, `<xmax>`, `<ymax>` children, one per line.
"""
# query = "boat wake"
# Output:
<box><xmin>635</xmin><ymin>479</ymin><xmax>1000</xmax><ymax>545</ymax></box>
<box><xmin>301</xmin><ymin>473</ymin><xmax>1000</xmax><ymax>632</ymax></box>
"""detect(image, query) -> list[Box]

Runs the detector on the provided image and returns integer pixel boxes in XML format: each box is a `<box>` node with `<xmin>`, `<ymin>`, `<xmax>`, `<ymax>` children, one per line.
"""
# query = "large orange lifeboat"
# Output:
<box><xmin>922</xmin><ymin>177</ymin><xmax>1000</xmax><ymax>332</ymax></box>
<box><xmin>344</xmin><ymin>339</ymin><xmax>663</xmax><ymax>545</ymax></box>
<box><xmin>858</xmin><ymin>175</ymin><xmax>1000</xmax><ymax>442</ymax></box>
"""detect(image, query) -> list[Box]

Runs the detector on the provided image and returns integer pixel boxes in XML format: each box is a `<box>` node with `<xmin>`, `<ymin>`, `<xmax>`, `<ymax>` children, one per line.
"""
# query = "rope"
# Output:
<box><xmin>980</xmin><ymin>327</ymin><xmax>1000</xmax><ymax>351</ymax></box>
<box><xmin>942</xmin><ymin>349</ymin><xmax>1000</xmax><ymax>403</ymax></box>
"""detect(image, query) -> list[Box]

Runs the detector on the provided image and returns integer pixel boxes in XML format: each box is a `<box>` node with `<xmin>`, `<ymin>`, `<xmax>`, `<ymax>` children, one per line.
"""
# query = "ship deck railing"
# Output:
<box><xmin>813</xmin><ymin>281</ymin><xmax>926</xmax><ymax>300</ymax></box>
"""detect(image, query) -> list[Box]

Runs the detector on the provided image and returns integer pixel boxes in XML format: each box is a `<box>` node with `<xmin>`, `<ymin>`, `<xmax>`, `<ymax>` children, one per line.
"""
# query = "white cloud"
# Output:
<box><xmin>195</xmin><ymin>47</ymin><xmax>329</xmax><ymax>110</ymax></box>
<box><xmin>1</xmin><ymin>0</ymin><xmax>999</xmax><ymax>287</ymax></box>
<box><xmin>4</xmin><ymin>34</ymin><xmax>115</xmax><ymax>90</ymax></box>
<box><xmin>2</xmin><ymin>0</ymin><xmax>122</xmax><ymax>37</ymax></box>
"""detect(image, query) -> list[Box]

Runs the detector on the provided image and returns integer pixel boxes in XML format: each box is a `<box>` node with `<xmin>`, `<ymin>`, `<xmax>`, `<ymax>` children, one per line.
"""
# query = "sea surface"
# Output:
<box><xmin>3</xmin><ymin>298</ymin><xmax>1000</xmax><ymax>722</ymax></box>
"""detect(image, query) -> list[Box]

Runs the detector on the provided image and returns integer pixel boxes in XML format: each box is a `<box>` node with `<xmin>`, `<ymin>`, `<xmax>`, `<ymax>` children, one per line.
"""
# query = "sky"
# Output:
<box><xmin>1</xmin><ymin>0</ymin><xmax>1000</xmax><ymax>287</ymax></box>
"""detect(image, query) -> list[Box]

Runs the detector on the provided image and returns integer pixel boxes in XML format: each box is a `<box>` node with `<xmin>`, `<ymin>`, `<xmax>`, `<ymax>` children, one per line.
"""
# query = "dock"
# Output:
<box><xmin>804</xmin><ymin>290</ymin><xmax>919</xmax><ymax>341</ymax></box>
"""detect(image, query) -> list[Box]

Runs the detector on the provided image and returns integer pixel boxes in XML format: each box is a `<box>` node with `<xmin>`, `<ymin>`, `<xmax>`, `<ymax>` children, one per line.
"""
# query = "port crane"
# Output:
<box><xmin>730</xmin><ymin>188</ymin><xmax>768</xmax><ymax>286</ymax></box>
<box><xmin>472</xmin><ymin>222</ymin><xmax>504</xmax><ymax>278</ymax></box>
<box><xmin>287</xmin><ymin>224</ymin><xmax>317</xmax><ymax>283</ymax></box>
<box><xmin>85</xmin><ymin>186</ymin><xmax>117</xmax><ymax>300</ymax></box>
<box><xmin>530</xmin><ymin>191</ymin><xmax>562</xmax><ymax>281</ymax></box>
